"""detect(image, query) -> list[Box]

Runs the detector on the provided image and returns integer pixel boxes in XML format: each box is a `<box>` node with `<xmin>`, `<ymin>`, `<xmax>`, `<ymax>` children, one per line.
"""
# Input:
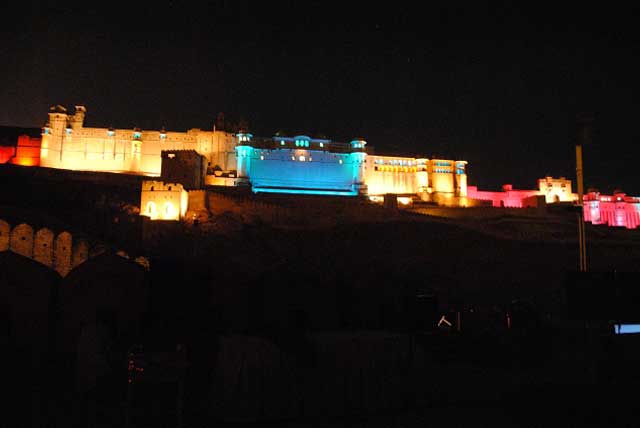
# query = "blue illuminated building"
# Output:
<box><xmin>235</xmin><ymin>133</ymin><xmax>367</xmax><ymax>196</ymax></box>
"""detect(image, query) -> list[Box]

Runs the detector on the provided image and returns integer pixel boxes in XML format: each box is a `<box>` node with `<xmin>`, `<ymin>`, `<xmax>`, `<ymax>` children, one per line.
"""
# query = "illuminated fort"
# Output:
<box><xmin>2</xmin><ymin>104</ymin><xmax>638</xmax><ymax>229</ymax></box>
<box><xmin>39</xmin><ymin>105</ymin><xmax>468</xmax><ymax>200</ymax></box>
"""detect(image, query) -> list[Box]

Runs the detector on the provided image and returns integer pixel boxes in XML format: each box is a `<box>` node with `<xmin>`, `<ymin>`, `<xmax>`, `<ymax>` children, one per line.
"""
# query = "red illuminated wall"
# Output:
<box><xmin>0</xmin><ymin>146</ymin><xmax>15</xmax><ymax>164</ymax></box>
<box><xmin>11</xmin><ymin>135</ymin><xmax>41</xmax><ymax>166</ymax></box>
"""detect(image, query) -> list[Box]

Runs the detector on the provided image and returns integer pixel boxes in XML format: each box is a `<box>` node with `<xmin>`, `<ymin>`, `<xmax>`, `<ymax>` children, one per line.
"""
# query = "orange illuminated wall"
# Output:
<box><xmin>140</xmin><ymin>180</ymin><xmax>188</xmax><ymax>221</ymax></box>
<box><xmin>11</xmin><ymin>135</ymin><xmax>41</xmax><ymax>166</ymax></box>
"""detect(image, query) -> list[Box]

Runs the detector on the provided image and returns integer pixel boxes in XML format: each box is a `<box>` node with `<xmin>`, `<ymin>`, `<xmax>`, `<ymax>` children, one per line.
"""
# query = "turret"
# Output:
<box><xmin>350</xmin><ymin>138</ymin><xmax>367</xmax><ymax>194</ymax></box>
<box><xmin>41</xmin><ymin>105</ymin><xmax>69</xmax><ymax>165</ymax></box>
<box><xmin>235</xmin><ymin>131</ymin><xmax>253</xmax><ymax>182</ymax></box>
<box><xmin>47</xmin><ymin>105</ymin><xmax>68</xmax><ymax>134</ymax></box>
<box><xmin>69</xmin><ymin>105</ymin><xmax>86</xmax><ymax>131</ymax></box>
<box><xmin>454</xmin><ymin>161</ymin><xmax>467</xmax><ymax>196</ymax></box>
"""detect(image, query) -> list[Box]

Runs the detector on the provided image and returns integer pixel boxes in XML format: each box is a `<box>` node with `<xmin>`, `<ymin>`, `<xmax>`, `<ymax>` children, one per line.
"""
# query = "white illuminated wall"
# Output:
<box><xmin>365</xmin><ymin>156</ymin><xmax>420</xmax><ymax>195</ymax></box>
<box><xmin>538</xmin><ymin>176</ymin><xmax>576</xmax><ymax>203</ymax></box>
<box><xmin>40</xmin><ymin>106</ymin><xmax>236</xmax><ymax>176</ymax></box>
<box><xmin>364</xmin><ymin>156</ymin><xmax>467</xmax><ymax>196</ymax></box>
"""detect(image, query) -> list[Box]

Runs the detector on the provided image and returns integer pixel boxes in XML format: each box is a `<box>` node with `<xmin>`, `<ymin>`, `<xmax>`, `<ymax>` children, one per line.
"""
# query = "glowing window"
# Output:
<box><xmin>260</xmin><ymin>155</ymin><xmax>264</xmax><ymax>160</ymax></box>
<box><xmin>42</xmin><ymin>127</ymin><xmax>50</xmax><ymax>135</ymax></box>
<box><xmin>616</xmin><ymin>324</ymin><xmax>640</xmax><ymax>334</ymax></box>
<box><xmin>299</xmin><ymin>155</ymin><xmax>306</xmax><ymax>162</ymax></box>
<box><xmin>164</xmin><ymin>202</ymin><xmax>175</xmax><ymax>218</ymax></box>
<box><xmin>281</xmin><ymin>140</ymin><xmax>285</xmax><ymax>145</ymax></box>
<box><xmin>168</xmin><ymin>153</ymin><xmax>176</xmax><ymax>158</ymax></box>
<box><xmin>107</xmin><ymin>130</ymin><xmax>115</xmax><ymax>137</ymax></box>
<box><xmin>339</xmin><ymin>159</ymin><xmax>343</xmax><ymax>164</ymax></box>
<box><xmin>146</xmin><ymin>201</ymin><xmax>157</xmax><ymax>216</ymax></box>
<box><xmin>133</xmin><ymin>131</ymin><xmax>141</xmax><ymax>139</ymax></box>
<box><xmin>65</xmin><ymin>127</ymin><xmax>72</xmax><ymax>135</ymax></box>
<box><xmin>320</xmin><ymin>142</ymin><xmax>324</xmax><ymax>148</ymax></box>
<box><xmin>160</xmin><ymin>133</ymin><xmax>167</xmax><ymax>139</ymax></box>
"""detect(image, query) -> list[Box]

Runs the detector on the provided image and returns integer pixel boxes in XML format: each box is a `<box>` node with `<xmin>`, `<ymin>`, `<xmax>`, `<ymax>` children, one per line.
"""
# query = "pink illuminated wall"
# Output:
<box><xmin>467</xmin><ymin>184</ymin><xmax>541</xmax><ymax>208</ymax></box>
<box><xmin>467</xmin><ymin>184</ymin><xmax>640</xmax><ymax>230</ymax></box>
<box><xmin>584</xmin><ymin>191</ymin><xmax>640</xmax><ymax>229</ymax></box>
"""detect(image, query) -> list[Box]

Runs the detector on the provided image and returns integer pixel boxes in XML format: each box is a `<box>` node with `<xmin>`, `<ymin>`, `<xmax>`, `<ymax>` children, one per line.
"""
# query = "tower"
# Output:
<box><xmin>234</xmin><ymin>131</ymin><xmax>253</xmax><ymax>186</ymax></box>
<box><xmin>454</xmin><ymin>161</ymin><xmax>468</xmax><ymax>197</ymax></box>
<box><xmin>350</xmin><ymin>138</ymin><xmax>367</xmax><ymax>195</ymax></box>
<box><xmin>69</xmin><ymin>105</ymin><xmax>86</xmax><ymax>131</ymax></box>
<box><xmin>40</xmin><ymin>105</ymin><xmax>69</xmax><ymax>166</ymax></box>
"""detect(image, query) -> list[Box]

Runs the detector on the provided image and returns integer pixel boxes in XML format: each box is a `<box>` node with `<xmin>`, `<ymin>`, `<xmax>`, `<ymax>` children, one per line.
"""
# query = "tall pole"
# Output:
<box><xmin>576</xmin><ymin>115</ymin><xmax>591</xmax><ymax>272</ymax></box>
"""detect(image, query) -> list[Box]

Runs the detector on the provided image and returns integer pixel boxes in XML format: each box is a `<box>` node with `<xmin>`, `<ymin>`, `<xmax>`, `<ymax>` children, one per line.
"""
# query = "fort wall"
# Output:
<box><xmin>188</xmin><ymin>190</ymin><xmax>208</xmax><ymax>211</ymax></box>
<box><xmin>10</xmin><ymin>223</ymin><xmax>34</xmax><ymax>258</ymax></box>
<box><xmin>0</xmin><ymin>219</ymin><xmax>9</xmax><ymax>250</ymax></box>
<box><xmin>206</xmin><ymin>191</ymin><xmax>398</xmax><ymax>229</ymax></box>
<box><xmin>33</xmin><ymin>227</ymin><xmax>54</xmax><ymax>266</ymax></box>
<box><xmin>40</xmin><ymin>105</ymin><xmax>236</xmax><ymax>176</ymax></box>
<box><xmin>0</xmin><ymin>218</ymin><xmax>148</xmax><ymax>276</ymax></box>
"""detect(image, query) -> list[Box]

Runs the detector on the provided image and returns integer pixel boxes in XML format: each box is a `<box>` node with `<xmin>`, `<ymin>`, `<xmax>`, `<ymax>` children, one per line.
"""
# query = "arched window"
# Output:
<box><xmin>164</xmin><ymin>202</ymin><xmax>175</xmax><ymax>219</ymax></box>
<box><xmin>146</xmin><ymin>201</ymin><xmax>157</xmax><ymax>217</ymax></box>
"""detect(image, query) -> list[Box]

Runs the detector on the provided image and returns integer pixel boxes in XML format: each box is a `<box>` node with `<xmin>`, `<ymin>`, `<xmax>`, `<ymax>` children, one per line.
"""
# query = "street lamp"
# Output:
<box><xmin>576</xmin><ymin>113</ymin><xmax>592</xmax><ymax>272</ymax></box>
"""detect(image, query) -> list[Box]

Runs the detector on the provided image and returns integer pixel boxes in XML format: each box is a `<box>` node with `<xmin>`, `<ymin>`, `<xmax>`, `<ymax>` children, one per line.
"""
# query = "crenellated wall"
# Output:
<box><xmin>33</xmin><ymin>227</ymin><xmax>54</xmax><ymax>266</ymax></box>
<box><xmin>40</xmin><ymin>105</ymin><xmax>236</xmax><ymax>176</ymax></box>
<box><xmin>0</xmin><ymin>219</ymin><xmax>150</xmax><ymax>276</ymax></box>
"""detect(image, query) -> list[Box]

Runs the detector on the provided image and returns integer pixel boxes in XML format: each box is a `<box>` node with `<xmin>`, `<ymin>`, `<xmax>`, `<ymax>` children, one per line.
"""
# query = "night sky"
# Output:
<box><xmin>2</xmin><ymin>2</ymin><xmax>639</xmax><ymax>193</ymax></box>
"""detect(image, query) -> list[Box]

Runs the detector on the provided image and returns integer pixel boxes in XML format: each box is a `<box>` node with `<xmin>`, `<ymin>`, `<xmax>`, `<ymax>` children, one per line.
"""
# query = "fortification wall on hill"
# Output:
<box><xmin>0</xmin><ymin>162</ymin><xmax>145</xmax><ymax>188</ymax></box>
<box><xmin>206</xmin><ymin>191</ymin><xmax>399</xmax><ymax>228</ymax></box>
<box><xmin>0</xmin><ymin>218</ymin><xmax>148</xmax><ymax>276</ymax></box>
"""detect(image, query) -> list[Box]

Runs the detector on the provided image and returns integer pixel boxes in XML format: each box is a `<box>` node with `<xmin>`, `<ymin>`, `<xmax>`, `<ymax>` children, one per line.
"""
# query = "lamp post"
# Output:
<box><xmin>576</xmin><ymin>114</ymin><xmax>592</xmax><ymax>272</ymax></box>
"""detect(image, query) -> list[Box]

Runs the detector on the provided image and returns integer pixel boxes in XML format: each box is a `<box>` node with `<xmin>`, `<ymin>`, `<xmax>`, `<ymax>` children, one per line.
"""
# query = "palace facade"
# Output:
<box><xmin>38</xmin><ymin>105</ymin><xmax>468</xmax><ymax>199</ymax></box>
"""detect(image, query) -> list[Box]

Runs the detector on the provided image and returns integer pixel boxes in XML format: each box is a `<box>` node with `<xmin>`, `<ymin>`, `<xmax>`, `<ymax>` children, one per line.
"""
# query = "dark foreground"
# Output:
<box><xmin>2</xmin><ymin>164</ymin><xmax>640</xmax><ymax>427</ymax></box>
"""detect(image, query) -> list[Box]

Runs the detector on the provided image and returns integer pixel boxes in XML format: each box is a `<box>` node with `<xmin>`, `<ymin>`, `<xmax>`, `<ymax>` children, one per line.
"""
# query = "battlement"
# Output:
<box><xmin>141</xmin><ymin>180</ymin><xmax>185</xmax><ymax>192</ymax></box>
<box><xmin>0</xmin><ymin>218</ymin><xmax>147</xmax><ymax>276</ymax></box>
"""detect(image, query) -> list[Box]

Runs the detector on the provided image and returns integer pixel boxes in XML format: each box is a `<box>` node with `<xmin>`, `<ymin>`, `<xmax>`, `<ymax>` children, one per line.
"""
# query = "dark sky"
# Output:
<box><xmin>2</xmin><ymin>2</ymin><xmax>639</xmax><ymax>192</ymax></box>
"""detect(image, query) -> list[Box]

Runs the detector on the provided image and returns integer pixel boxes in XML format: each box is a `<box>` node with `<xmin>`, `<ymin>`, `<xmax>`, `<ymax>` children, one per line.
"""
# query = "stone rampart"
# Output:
<box><xmin>0</xmin><ymin>218</ymin><xmax>149</xmax><ymax>276</ymax></box>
